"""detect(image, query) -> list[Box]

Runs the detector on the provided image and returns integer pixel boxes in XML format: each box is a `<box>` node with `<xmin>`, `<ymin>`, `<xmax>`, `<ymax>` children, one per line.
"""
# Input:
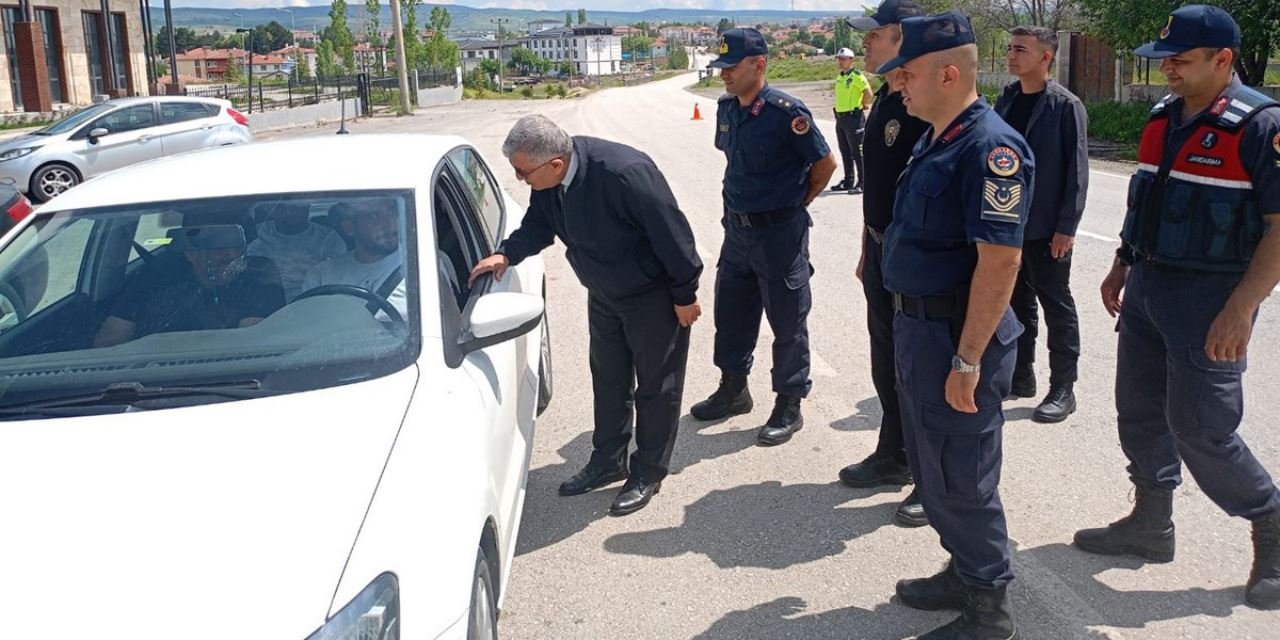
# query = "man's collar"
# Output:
<box><xmin>560</xmin><ymin>151</ymin><xmax>578</xmax><ymax>191</ymax></box>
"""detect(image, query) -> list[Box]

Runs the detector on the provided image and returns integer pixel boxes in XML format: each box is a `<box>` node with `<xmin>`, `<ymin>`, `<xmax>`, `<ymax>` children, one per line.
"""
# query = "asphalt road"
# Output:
<box><xmin>264</xmin><ymin>70</ymin><xmax>1280</xmax><ymax>639</ymax></box>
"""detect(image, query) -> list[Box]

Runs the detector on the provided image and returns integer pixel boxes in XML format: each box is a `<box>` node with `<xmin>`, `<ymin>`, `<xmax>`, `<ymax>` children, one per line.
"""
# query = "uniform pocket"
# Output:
<box><xmin>919</xmin><ymin>403</ymin><xmax>1003</xmax><ymax>501</ymax></box>
<box><xmin>1169</xmin><ymin>346</ymin><xmax>1246</xmax><ymax>437</ymax></box>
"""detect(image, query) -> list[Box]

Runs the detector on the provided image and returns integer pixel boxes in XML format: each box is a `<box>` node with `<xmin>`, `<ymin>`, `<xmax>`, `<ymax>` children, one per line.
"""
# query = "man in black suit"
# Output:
<box><xmin>469</xmin><ymin>115</ymin><xmax>703</xmax><ymax>516</ymax></box>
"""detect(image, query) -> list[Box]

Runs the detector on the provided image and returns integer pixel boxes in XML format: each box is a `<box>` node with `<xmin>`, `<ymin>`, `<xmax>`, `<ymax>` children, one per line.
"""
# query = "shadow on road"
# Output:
<box><xmin>831</xmin><ymin>396</ymin><xmax>886</xmax><ymax>433</ymax></box>
<box><xmin>603</xmin><ymin>480</ymin><xmax>898</xmax><ymax>569</ymax></box>
<box><xmin>514</xmin><ymin>431</ymin><xmax>615</xmax><ymax>556</ymax></box>
<box><xmin>669</xmin><ymin>413</ymin><xmax>763</xmax><ymax>475</ymax></box>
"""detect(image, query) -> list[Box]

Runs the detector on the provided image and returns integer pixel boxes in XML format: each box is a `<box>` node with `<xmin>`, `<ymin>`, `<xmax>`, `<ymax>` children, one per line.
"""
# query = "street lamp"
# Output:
<box><xmin>236</xmin><ymin>27</ymin><xmax>253</xmax><ymax>113</ymax></box>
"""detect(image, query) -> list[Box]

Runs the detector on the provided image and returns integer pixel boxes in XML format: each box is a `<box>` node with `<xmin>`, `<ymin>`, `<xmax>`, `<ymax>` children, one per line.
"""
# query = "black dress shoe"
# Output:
<box><xmin>894</xmin><ymin>488</ymin><xmax>928</xmax><ymax>527</ymax></box>
<box><xmin>1032</xmin><ymin>385</ymin><xmax>1076</xmax><ymax>423</ymax></box>
<box><xmin>757</xmin><ymin>394</ymin><xmax>803</xmax><ymax>446</ymax></box>
<box><xmin>830</xmin><ymin>179</ymin><xmax>851</xmax><ymax>192</ymax></box>
<box><xmin>839</xmin><ymin>453</ymin><xmax>913</xmax><ymax>488</ymax></box>
<box><xmin>1007</xmin><ymin>373</ymin><xmax>1036</xmax><ymax>400</ymax></box>
<box><xmin>918</xmin><ymin>584</ymin><xmax>1017</xmax><ymax>640</ymax></box>
<box><xmin>610</xmin><ymin>477</ymin><xmax>661</xmax><ymax>516</ymax></box>
<box><xmin>849</xmin><ymin>184</ymin><xmax>864</xmax><ymax>195</ymax></box>
<box><xmin>691</xmin><ymin>374</ymin><xmax>753</xmax><ymax>421</ymax></box>
<box><xmin>558</xmin><ymin>462</ymin><xmax>628</xmax><ymax>496</ymax></box>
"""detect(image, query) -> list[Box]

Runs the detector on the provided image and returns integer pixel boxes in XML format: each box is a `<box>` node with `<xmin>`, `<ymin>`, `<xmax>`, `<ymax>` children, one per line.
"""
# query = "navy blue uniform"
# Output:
<box><xmin>884</xmin><ymin>99</ymin><xmax>1034</xmax><ymax>589</ymax></box>
<box><xmin>713</xmin><ymin>84</ymin><xmax>830</xmax><ymax>397</ymax></box>
<box><xmin>1115</xmin><ymin>80</ymin><xmax>1280</xmax><ymax>519</ymax></box>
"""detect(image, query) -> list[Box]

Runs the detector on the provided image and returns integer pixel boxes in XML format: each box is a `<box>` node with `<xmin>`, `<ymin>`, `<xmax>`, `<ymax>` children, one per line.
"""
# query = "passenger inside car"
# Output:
<box><xmin>301</xmin><ymin>199</ymin><xmax>408</xmax><ymax>318</ymax></box>
<box><xmin>247</xmin><ymin>202</ymin><xmax>347</xmax><ymax>301</ymax></box>
<box><xmin>93</xmin><ymin>225</ymin><xmax>286</xmax><ymax>348</ymax></box>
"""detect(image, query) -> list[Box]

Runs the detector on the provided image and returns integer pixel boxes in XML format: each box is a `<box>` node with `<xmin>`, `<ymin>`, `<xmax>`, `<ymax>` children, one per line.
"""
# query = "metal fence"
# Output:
<box><xmin>182</xmin><ymin>67</ymin><xmax>456</xmax><ymax>115</ymax></box>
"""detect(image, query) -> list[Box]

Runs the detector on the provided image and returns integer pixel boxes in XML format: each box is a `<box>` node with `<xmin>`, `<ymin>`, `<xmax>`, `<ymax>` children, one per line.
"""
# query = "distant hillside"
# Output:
<box><xmin>155</xmin><ymin>3</ymin><xmax>842</xmax><ymax>34</ymax></box>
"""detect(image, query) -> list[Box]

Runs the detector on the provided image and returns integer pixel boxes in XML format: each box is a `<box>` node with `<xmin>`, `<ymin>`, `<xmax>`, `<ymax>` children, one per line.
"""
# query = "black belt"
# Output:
<box><xmin>892</xmin><ymin>292</ymin><xmax>965</xmax><ymax>320</ymax></box>
<box><xmin>727</xmin><ymin>207</ymin><xmax>797</xmax><ymax>228</ymax></box>
<box><xmin>836</xmin><ymin>110</ymin><xmax>862</xmax><ymax>118</ymax></box>
<box><xmin>866</xmin><ymin>225</ymin><xmax>886</xmax><ymax>245</ymax></box>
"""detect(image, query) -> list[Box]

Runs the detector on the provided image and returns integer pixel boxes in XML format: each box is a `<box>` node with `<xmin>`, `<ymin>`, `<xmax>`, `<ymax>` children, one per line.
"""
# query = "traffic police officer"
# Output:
<box><xmin>830</xmin><ymin>47</ymin><xmax>873</xmax><ymax>194</ymax></box>
<box><xmin>1074</xmin><ymin>5</ymin><xmax>1280</xmax><ymax>610</ymax></box>
<box><xmin>841</xmin><ymin>0</ymin><xmax>931</xmax><ymax>529</ymax></box>
<box><xmin>879</xmin><ymin>12</ymin><xmax>1031</xmax><ymax>638</ymax></box>
<box><xmin>690</xmin><ymin>27</ymin><xmax>837</xmax><ymax>447</ymax></box>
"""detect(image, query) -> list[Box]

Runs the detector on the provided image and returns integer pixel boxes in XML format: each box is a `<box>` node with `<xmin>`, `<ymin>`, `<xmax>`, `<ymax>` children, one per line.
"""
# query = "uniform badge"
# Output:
<box><xmin>1210</xmin><ymin>96</ymin><xmax>1230</xmax><ymax>116</ymax></box>
<box><xmin>791</xmin><ymin>116</ymin><xmax>811</xmax><ymax>135</ymax></box>
<box><xmin>1273</xmin><ymin>132</ymin><xmax>1280</xmax><ymax>156</ymax></box>
<box><xmin>751</xmin><ymin>98</ymin><xmax>764</xmax><ymax>116</ymax></box>
<box><xmin>1201</xmin><ymin>131</ymin><xmax>1218</xmax><ymax>149</ymax></box>
<box><xmin>885</xmin><ymin>119</ymin><xmax>901</xmax><ymax>147</ymax></box>
<box><xmin>1159</xmin><ymin>15</ymin><xmax>1173</xmax><ymax>40</ymax></box>
<box><xmin>719</xmin><ymin>124</ymin><xmax>729</xmax><ymax>132</ymax></box>
<box><xmin>982</xmin><ymin>178</ymin><xmax>1024</xmax><ymax>223</ymax></box>
<box><xmin>719</xmin><ymin>38</ymin><xmax>729</xmax><ymax>54</ymax></box>
<box><xmin>987</xmin><ymin>147</ymin><xmax>1021</xmax><ymax>177</ymax></box>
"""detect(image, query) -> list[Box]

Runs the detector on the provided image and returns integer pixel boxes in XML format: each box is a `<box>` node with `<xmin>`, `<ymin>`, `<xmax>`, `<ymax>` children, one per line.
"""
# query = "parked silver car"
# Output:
<box><xmin>0</xmin><ymin>96</ymin><xmax>253</xmax><ymax>203</ymax></box>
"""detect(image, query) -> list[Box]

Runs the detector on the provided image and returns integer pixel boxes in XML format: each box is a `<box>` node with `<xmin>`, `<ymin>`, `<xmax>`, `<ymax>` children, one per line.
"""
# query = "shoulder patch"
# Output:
<box><xmin>1272</xmin><ymin>131</ymin><xmax>1280</xmax><ymax>156</ymax></box>
<box><xmin>987</xmin><ymin>146</ymin><xmax>1021</xmax><ymax>177</ymax></box>
<box><xmin>791</xmin><ymin>115</ymin><xmax>811</xmax><ymax>135</ymax></box>
<box><xmin>1150</xmin><ymin>95</ymin><xmax>1176</xmax><ymax>115</ymax></box>
<box><xmin>982</xmin><ymin>178</ymin><xmax>1025</xmax><ymax>224</ymax></box>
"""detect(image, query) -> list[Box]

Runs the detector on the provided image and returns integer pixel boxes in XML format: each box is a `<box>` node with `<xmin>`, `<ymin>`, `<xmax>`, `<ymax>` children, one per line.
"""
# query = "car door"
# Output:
<box><xmin>432</xmin><ymin>160</ymin><xmax>529</xmax><ymax>542</ymax></box>
<box><xmin>74</xmin><ymin>103</ymin><xmax>163</xmax><ymax>179</ymax></box>
<box><xmin>155</xmin><ymin>101</ymin><xmax>220</xmax><ymax>157</ymax></box>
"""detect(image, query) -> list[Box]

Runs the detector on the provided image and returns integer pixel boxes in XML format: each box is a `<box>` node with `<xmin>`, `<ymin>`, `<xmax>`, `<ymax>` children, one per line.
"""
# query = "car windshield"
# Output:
<box><xmin>33</xmin><ymin>103</ymin><xmax>117</xmax><ymax>136</ymax></box>
<box><xmin>0</xmin><ymin>190</ymin><xmax>420</xmax><ymax>418</ymax></box>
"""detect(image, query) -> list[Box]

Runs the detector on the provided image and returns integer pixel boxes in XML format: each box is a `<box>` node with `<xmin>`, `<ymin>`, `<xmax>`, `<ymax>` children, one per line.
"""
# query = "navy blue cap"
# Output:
<box><xmin>1134</xmin><ymin>4</ymin><xmax>1241</xmax><ymax>59</ymax></box>
<box><xmin>709</xmin><ymin>28</ymin><xmax>768</xmax><ymax>69</ymax></box>
<box><xmin>877</xmin><ymin>11</ymin><xmax>976</xmax><ymax>74</ymax></box>
<box><xmin>848</xmin><ymin>0</ymin><xmax>926</xmax><ymax>31</ymax></box>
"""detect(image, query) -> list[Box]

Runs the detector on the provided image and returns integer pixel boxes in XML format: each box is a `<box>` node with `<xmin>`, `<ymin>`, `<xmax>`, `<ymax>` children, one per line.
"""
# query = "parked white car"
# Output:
<box><xmin>0</xmin><ymin>96</ymin><xmax>253</xmax><ymax>203</ymax></box>
<box><xmin>0</xmin><ymin>135</ymin><xmax>551</xmax><ymax>640</ymax></box>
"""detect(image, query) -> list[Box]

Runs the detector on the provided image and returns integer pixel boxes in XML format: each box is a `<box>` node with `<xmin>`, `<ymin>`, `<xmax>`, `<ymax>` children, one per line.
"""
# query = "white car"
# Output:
<box><xmin>0</xmin><ymin>96</ymin><xmax>253</xmax><ymax>203</ymax></box>
<box><xmin>0</xmin><ymin>135</ymin><xmax>551</xmax><ymax>640</ymax></box>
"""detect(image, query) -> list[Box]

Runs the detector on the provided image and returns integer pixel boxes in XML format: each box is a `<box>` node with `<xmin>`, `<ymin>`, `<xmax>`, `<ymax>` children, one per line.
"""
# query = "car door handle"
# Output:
<box><xmin>139</xmin><ymin>135</ymin><xmax>152</xmax><ymax>143</ymax></box>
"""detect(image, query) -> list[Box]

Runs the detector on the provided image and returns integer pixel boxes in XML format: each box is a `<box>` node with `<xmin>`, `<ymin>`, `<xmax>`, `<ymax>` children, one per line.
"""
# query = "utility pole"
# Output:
<box><xmin>236</xmin><ymin>28</ymin><xmax>253</xmax><ymax>112</ymax></box>
<box><xmin>389</xmin><ymin>0</ymin><xmax>411</xmax><ymax>115</ymax></box>
<box><xmin>164</xmin><ymin>0</ymin><xmax>179</xmax><ymax>95</ymax></box>
<box><xmin>491</xmin><ymin>17</ymin><xmax>509</xmax><ymax>93</ymax></box>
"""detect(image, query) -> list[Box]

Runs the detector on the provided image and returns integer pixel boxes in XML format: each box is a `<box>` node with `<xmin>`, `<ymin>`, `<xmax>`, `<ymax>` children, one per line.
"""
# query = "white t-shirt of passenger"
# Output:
<box><xmin>302</xmin><ymin>251</ymin><xmax>407</xmax><ymax>319</ymax></box>
<box><xmin>247</xmin><ymin>221</ymin><xmax>347</xmax><ymax>301</ymax></box>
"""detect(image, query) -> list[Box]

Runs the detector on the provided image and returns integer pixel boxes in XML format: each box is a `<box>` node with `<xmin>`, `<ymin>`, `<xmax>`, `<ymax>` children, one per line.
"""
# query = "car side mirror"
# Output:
<box><xmin>88</xmin><ymin>127</ymin><xmax>108</xmax><ymax>143</ymax></box>
<box><xmin>458</xmin><ymin>291</ymin><xmax>544</xmax><ymax>356</ymax></box>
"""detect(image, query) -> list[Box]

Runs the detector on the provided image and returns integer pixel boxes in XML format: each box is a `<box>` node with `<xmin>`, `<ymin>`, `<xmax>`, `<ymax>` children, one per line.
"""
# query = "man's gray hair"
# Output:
<box><xmin>502</xmin><ymin>114</ymin><xmax>573</xmax><ymax>163</ymax></box>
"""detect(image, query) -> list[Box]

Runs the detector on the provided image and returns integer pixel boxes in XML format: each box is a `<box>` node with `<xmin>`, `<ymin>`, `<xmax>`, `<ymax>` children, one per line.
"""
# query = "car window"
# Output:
<box><xmin>445</xmin><ymin>147</ymin><xmax>504</xmax><ymax>249</ymax></box>
<box><xmin>0</xmin><ymin>190</ymin><xmax>421</xmax><ymax>419</ymax></box>
<box><xmin>160</xmin><ymin>102</ymin><xmax>214</xmax><ymax>125</ymax></box>
<box><xmin>94</xmin><ymin>104</ymin><xmax>156</xmax><ymax>135</ymax></box>
<box><xmin>432</xmin><ymin>171</ymin><xmax>481</xmax><ymax>311</ymax></box>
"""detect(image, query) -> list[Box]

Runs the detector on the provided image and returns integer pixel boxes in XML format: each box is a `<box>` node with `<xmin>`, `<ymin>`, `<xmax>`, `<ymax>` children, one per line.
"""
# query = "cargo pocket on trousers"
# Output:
<box><xmin>1176</xmin><ymin>346</ymin><xmax>1247</xmax><ymax>435</ymax></box>
<box><xmin>919</xmin><ymin>403</ymin><xmax>1003</xmax><ymax>502</ymax></box>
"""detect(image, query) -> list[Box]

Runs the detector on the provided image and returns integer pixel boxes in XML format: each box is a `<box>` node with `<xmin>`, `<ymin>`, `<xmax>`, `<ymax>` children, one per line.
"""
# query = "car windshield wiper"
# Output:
<box><xmin>0</xmin><ymin>379</ymin><xmax>266</xmax><ymax>414</ymax></box>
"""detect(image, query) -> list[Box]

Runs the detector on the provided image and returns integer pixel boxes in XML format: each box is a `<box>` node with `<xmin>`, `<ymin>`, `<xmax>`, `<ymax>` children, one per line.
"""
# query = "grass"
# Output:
<box><xmin>766</xmin><ymin>57</ymin><xmax>841</xmax><ymax>82</ymax></box>
<box><xmin>1087</xmin><ymin>100</ymin><xmax>1151</xmax><ymax>156</ymax></box>
<box><xmin>0</xmin><ymin>118</ymin><xmax>53</xmax><ymax>131</ymax></box>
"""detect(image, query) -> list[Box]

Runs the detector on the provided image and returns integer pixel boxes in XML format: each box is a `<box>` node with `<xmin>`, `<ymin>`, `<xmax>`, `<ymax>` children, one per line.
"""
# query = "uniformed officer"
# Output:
<box><xmin>1073</xmin><ymin>5</ymin><xmax>1280</xmax><ymax>610</ymax></box>
<box><xmin>830</xmin><ymin>47</ymin><xmax>873</xmax><ymax>195</ymax></box>
<box><xmin>841</xmin><ymin>0</ymin><xmax>932</xmax><ymax>529</ymax></box>
<box><xmin>690</xmin><ymin>28</ymin><xmax>837</xmax><ymax>447</ymax></box>
<box><xmin>879</xmin><ymin>12</ymin><xmax>1031</xmax><ymax>638</ymax></box>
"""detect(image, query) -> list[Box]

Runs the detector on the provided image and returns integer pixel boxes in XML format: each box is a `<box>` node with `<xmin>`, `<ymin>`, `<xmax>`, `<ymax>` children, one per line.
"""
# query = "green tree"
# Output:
<box><xmin>402</xmin><ymin>0</ymin><xmax>423</xmax><ymax>69</ymax></box>
<box><xmin>294</xmin><ymin>50</ymin><xmax>312</xmax><ymax>81</ymax></box>
<box><xmin>578</xmin><ymin>8</ymin><xmax>588</xmax><ymax>25</ymax></box>
<box><xmin>667</xmin><ymin>43</ymin><xmax>689</xmax><ymax>70</ymax></box>
<box><xmin>565</xmin><ymin>12</ymin><xmax>572</xmax><ymax>27</ymax></box>
<box><xmin>716</xmin><ymin>18</ymin><xmax>734</xmax><ymax>35</ymax></box>
<box><xmin>1078</xmin><ymin>0</ymin><xmax>1280</xmax><ymax>86</ymax></box>
<box><xmin>325</xmin><ymin>0</ymin><xmax>356</xmax><ymax>74</ymax></box>
<box><xmin>316</xmin><ymin>39</ymin><xmax>339</xmax><ymax>80</ymax></box>
<box><xmin>421</xmin><ymin>6</ymin><xmax>460</xmax><ymax>71</ymax></box>
<box><xmin>363</xmin><ymin>0</ymin><xmax>386</xmax><ymax>76</ymax></box>
<box><xmin>832</xmin><ymin>17</ymin><xmax>854</xmax><ymax>53</ymax></box>
<box><xmin>558</xmin><ymin>61</ymin><xmax>574</xmax><ymax>77</ymax></box>
<box><xmin>155</xmin><ymin>26</ymin><xmax>200</xmax><ymax>53</ymax></box>
<box><xmin>223</xmin><ymin>55</ymin><xmax>243</xmax><ymax>83</ymax></box>
<box><xmin>510</xmin><ymin>47</ymin><xmax>551</xmax><ymax>75</ymax></box>
<box><xmin>622</xmin><ymin>34</ymin><xmax>654</xmax><ymax>63</ymax></box>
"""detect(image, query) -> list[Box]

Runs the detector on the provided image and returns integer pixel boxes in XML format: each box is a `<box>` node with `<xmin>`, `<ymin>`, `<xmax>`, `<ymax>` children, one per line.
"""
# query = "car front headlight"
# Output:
<box><xmin>0</xmin><ymin>147</ymin><xmax>37</xmax><ymax>162</ymax></box>
<box><xmin>305</xmin><ymin>573</ymin><xmax>400</xmax><ymax>640</ymax></box>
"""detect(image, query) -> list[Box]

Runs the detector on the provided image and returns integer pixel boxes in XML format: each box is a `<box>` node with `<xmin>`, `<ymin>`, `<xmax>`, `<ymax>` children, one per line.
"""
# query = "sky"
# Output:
<box><xmin>170</xmin><ymin>1</ymin><xmax>865</xmax><ymax>12</ymax></box>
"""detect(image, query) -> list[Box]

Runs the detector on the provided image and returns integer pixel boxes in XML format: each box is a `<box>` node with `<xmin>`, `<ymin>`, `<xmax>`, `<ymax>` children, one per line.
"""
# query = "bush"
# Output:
<box><xmin>521</xmin><ymin>86</ymin><xmax>535</xmax><ymax>98</ymax></box>
<box><xmin>1087</xmin><ymin>100</ymin><xmax>1151</xmax><ymax>144</ymax></box>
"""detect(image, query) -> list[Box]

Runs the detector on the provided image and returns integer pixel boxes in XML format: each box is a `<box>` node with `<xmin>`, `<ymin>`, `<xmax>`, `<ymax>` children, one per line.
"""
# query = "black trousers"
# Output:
<box><xmin>588</xmin><ymin>287</ymin><xmax>691</xmax><ymax>483</ymax></box>
<box><xmin>835</xmin><ymin>111</ymin><xmax>866</xmax><ymax>187</ymax></box>
<box><xmin>1011</xmin><ymin>238</ymin><xmax>1080</xmax><ymax>388</ymax></box>
<box><xmin>861</xmin><ymin>229</ymin><xmax>905</xmax><ymax>462</ymax></box>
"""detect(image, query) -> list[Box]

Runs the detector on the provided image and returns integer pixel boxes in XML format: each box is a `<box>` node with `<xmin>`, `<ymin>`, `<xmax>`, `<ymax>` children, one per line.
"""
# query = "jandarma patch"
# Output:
<box><xmin>791</xmin><ymin>116</ymin><xmax>811</xmax><ymax>135</ymax></box>
<box><xmin>982</xmin><ymin>178</ymin><xmax>1023</xmax><ymax>223</ymax></box>
<box><xmin>987</xmin><ymin>147</ymin><xmax>1021</xmax><ymax>177</ymax></box>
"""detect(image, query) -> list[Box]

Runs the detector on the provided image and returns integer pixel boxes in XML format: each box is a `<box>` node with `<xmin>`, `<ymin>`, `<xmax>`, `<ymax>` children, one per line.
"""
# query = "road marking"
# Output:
<box><xmin>1089</xmin><ymin>169</ymin><xmax>1134</xmax><ymax>180</ymax></box>
<box><xmin>1077</xmin><ymin>230</ymin><xmax>1119</xmax><ymax>243</ymax></box>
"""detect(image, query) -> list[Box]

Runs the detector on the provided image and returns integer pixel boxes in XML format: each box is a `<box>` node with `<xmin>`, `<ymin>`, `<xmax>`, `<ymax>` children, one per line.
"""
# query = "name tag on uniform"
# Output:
<box><xmin>981</xmin><ymin>178</ymin><xmax>1024</xmax><ymax>223</ymax></box>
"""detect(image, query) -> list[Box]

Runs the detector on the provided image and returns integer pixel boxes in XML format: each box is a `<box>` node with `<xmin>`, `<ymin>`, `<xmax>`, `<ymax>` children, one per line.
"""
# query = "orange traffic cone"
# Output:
<box><xmin>691</xmin><ymin>103</ymin><xmax>703</xmax><ymax>120</ymax></box>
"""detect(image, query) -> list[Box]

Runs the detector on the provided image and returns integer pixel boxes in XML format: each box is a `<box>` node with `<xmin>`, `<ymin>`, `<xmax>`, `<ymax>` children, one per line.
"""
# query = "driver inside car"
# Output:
<box><xmin>301</xmin><ymin>199</ymin><xmax>408</xmax><ymax>319</ymax></box>
<box><xmin>94</xmin><ymin>225</ymin><xmax>286</xmax><ymax>348</ymax></box>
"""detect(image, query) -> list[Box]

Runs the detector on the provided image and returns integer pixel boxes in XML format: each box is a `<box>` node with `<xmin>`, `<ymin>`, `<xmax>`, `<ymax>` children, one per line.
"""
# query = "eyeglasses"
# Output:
<box><xmin>513</xmin><ymin>156</ymin><xmax>561</xmax><ymax>180</ymax></box>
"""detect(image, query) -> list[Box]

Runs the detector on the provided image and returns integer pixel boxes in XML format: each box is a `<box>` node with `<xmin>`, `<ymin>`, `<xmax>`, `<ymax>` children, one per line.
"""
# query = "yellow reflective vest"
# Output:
<box><xmin>834</xmin><ymin>70</ymin><xmax>870</xmax><ymax>113</ymax></box>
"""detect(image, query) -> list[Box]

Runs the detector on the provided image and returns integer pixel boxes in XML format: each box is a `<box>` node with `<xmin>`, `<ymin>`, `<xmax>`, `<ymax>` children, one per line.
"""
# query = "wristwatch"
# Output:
<box><xmin>951</xmin><ymin>354</ymin><xmax>981</xmax><ymax>374</ymax></box>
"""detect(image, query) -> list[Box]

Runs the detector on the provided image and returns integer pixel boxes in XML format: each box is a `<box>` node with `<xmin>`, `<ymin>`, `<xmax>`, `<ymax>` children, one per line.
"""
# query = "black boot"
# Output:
<box><xmin>849</xmin><ymin>183</ymin><xmax>863</xmax><ymax>195</ymax></box>
<box><xmin>1073</xmin><ymin>484</ymin><xmax>1175</xmax><ymax>562</ymax></box>
<box><xmin>756</xmin><ymin>394</ymin><xmax>803</xmax><ymax>446</ymax></box>
<box><xmin>690</xmin><ymin>374</ymin><xmax>752</xmax><ymax>421</ymax></box>
<box><xmin>838</xmin><ymin>452</ymin><xmax>913</xmax><ymax>488</ymax></box>
<box><xmin>918</xmin><ymin>584</ymin><xmax>1017</xmax><ymax>640</ymax></box>
<box><xmin>896</xmin><ymin>561</ymin><xmax>967</xmax><ymax>611</ymax></box>
<box><xmin>1032</xmin><ymin>385</ymin><xmax>1076</xmax><ymax>423</ymax></box>
<box><xmin>1007</xmin><ymin>371</ymin><xmax>1036</xmax><ymax>400</ymax></box>
<box><xmin>1246</xmin><ymin>511</ymin><xmax>1280</xmax><ymax>609</ymax></box>
<box><xmin>830</xmin><ymin>178</ymin><xmax>851</xmax><ymax>192</ymax></box>
<box><xmin>895</xmin><ymin>487</ymin><xmax>928</xmax><ymax>528</ymax></box>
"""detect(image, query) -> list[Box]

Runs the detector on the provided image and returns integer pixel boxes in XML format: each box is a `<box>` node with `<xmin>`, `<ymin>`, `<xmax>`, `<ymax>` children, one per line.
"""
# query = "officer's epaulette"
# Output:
<box><xmin>1212</xmin><ymin>84</ymin><xmax>1280</xmax><ymax>129</ymax></box>
<box><xmin>765</xmin><ymin>92</ymin><xmax>800</xmax><ymax>113</ymax></box>
<box><xmin>1149</xmin><ymin>94</ymin><xmax>1176</xmax><ymax>116</ymax></box>
<box><xmin>717</xmin><ymin>92</ymin><xmax>735</xmax><ymax>103</ymax></box>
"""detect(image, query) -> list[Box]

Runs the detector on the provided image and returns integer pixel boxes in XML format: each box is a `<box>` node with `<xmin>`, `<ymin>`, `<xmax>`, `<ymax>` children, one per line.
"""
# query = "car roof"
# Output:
<box><xmin>40</xmin><ymin>134</ymin><xmax>471</xmax><ymax>212</ymax></box>
<box><xmin>99</xmin><ymin>96</ymin><xmax>224</xmax><ymax>107</ymax></box>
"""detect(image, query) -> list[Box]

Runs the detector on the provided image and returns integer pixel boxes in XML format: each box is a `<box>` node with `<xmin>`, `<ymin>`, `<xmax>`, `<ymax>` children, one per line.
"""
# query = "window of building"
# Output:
<box><xmin>82</xmin><ymin>11</ymin><xmax>131</xmax><ymax>96</ymax></box>
<box><xmin>2</xmin><ymin>7</ymin><xmax>68</xmax><ymax>106</ymax></box>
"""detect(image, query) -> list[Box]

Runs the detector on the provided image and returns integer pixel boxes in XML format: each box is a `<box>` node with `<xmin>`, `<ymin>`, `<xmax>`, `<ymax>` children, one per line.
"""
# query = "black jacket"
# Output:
<box><xmin>498</xmin><ymin>136</ymin><xmax>703</xmax><ymax>305</ymax></box>
<box><xmin>994</xmin><ymin>80</ymin><xmax>1089</xmax><ymax>240</ymax></box>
